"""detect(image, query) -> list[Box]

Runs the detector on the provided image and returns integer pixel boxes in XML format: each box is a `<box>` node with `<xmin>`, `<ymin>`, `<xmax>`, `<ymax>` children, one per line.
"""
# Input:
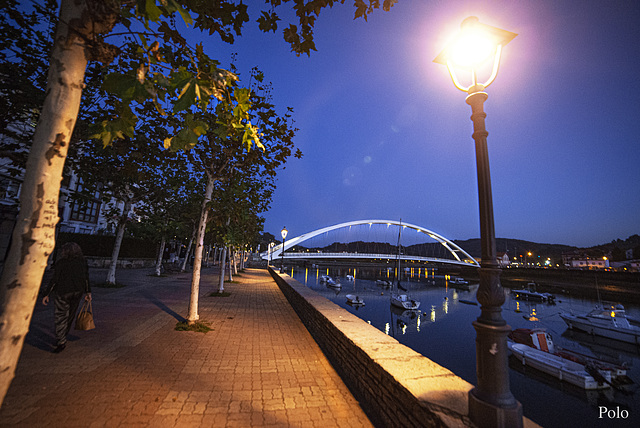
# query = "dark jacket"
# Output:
<box><xmin>45</xmin><ymin>256</ymin><xmax>90</xmax><ymax>296</ymax></box>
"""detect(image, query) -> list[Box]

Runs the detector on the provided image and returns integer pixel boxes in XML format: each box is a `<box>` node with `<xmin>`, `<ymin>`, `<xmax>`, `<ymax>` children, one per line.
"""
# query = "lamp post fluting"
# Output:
<box><xmin>466</xmin><ymin>87</ymin><xmax>522</xmax><ymax>427</ymax></box>
<box><xmin>434</xmin><ymin>17</ymin><xmax>522</xmax><ymax>428</ymax></box>
<box><xmin>280</xmin><ymin>227</ymin><xmax>288</xmax><ymax>272</ymax></box>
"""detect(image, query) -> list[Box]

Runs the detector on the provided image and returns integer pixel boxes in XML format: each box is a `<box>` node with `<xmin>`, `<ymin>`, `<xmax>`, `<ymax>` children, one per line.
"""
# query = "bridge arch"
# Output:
<box><xmin>262</xmin><ymin>219</ymin><xmax>479</xmax><ymax>267</ymax></box>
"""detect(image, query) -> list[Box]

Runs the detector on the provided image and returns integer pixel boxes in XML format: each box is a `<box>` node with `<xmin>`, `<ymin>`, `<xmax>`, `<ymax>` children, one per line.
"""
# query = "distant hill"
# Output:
<box><xmin>453</xmin><ymin>238</ymin><xmax>578</xmax><ymax>260</ymax></box>
<box><xmin>454</xmin><ymin>235</ymin><xmax>640</xmax><ymax>262</ymax></box>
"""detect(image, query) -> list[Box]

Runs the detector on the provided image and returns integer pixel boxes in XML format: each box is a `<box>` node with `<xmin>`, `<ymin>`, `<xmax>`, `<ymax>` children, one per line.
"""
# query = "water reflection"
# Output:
<box><xmin>290</xmin><ymin>266</ymin><xmax>640</xmax><ymax>428</ymax></box>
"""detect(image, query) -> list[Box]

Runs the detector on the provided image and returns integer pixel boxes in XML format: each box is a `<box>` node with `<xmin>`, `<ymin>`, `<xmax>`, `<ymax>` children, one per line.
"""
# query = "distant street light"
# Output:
<box><xmin>280</xmin><ymin>227</ymin><xmax>288</xmax><ymax>272</ymax></box>
<box><xmin>434</xmin><ymin>16</ymin><xmax>522</xmax><ymax>428</ymax></box>
<box><xmin>269</xmin><ymin>242</ymin><xmax>275</xmax><ymax>265</ymax></box>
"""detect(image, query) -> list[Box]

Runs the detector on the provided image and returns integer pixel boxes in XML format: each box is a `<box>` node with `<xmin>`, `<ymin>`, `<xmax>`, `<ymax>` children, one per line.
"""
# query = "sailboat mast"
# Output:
<box><xmin>396</xmin><ymin>219</ymin><xmax>402</xmax><ymax>287</ymax></box>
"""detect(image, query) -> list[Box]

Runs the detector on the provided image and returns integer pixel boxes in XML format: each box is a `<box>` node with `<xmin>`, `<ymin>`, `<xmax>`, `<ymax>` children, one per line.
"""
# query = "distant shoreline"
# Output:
<box><xmin>473</xmin><ymin>268</ymin><xmax>640</xmax><ymax>304</ymax></box>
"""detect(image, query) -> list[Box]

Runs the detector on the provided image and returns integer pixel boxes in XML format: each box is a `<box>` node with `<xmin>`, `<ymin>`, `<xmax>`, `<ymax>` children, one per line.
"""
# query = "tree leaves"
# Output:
<box><xmin>257</xmin><ymin>11</ymin><xmax>280</xmax><ymax>33</ymax></box>
<box><xmin>164</xmin><ymin>114</ymin><xmax>209</xmax><ymax>151</ymax></box>
<box><xmin>91</xmin><ymin>106</ymin><xmax>137</xmax><ymax>148</ymax></box>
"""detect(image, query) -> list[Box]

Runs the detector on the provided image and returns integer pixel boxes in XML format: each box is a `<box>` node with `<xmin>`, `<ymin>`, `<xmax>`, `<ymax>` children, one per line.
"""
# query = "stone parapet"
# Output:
<box><xmin>268</xmin><ymin>266</ymin><xmax>475</xmax><ymax>427</ymax></box>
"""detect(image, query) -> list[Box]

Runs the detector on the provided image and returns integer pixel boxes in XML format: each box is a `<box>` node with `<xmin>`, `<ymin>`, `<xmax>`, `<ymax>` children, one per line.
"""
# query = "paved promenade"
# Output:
<box><xmin>0</xmin><ymin>267</ymin><xmax>373</xmax><ymax>428</ymax></box>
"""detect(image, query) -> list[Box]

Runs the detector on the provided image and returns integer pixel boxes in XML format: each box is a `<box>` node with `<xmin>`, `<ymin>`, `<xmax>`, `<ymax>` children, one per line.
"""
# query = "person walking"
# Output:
<box><xmin>42</xmin><ymin>242</ymin><xmax>92</xmax><ymax>353</ymax></box>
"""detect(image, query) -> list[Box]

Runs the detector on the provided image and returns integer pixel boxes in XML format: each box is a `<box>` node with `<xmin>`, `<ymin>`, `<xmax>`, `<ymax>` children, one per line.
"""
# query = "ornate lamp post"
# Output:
<box><xmin>280</xmin><ymin>226</ymin><xmax>288</xmax><ymax>272</ymax></box>
<box><xmin>434</xmin><ymin>17</ymin><xmax>522</xmax><ymax>428</ymax></box>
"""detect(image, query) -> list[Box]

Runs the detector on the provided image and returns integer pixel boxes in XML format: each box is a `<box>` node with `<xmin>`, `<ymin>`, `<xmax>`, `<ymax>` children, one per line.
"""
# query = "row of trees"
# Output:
<box><xmin>0</xmin><ymin>0</ymin><xmax>398</xmax><ymax>406</ymax></box>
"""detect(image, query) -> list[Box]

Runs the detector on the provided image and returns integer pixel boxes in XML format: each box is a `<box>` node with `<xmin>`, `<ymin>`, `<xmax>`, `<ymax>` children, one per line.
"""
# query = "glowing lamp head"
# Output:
<box><xmin>281</xmin><ymin>226</ymin><xmax>288</xmax><ymax>240</ymax></box>
<box><xmin>449</xmin><ymin>18</ymin><xmax>496</xmax><ymax>69</ymax></box>
<box><xmin>434</xmin><ymin>16</ymin><xmax>517</xmax><ymax>92</ymax></box>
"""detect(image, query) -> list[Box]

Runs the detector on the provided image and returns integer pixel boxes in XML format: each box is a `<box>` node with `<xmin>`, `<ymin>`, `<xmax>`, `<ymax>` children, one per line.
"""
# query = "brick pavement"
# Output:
<box><xmin>0</xmin><ymin>267</ymin><xmax>373</xmax><ymax>428</ymax></box>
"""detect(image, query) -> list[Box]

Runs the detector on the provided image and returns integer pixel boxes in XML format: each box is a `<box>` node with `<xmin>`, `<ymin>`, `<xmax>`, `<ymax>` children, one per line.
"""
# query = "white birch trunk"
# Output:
<box><xmin>218</xmin><ymin>246</ymin><xmax>227</xmax><ymax>293</ymax></box>
<box><xmin>204</xmin><ymin>245</ymin><xmax>210</xmax><ymax>267</ymax></box>
<box><xmin>228</xmin><ymin>248</ymin><xmax>233</xmax><ymax>282</ymax></box>
<box><xmin>154</xmin><ymin>235</ymin><xmax>166</xmax><ymax>276</ymax></box>
<box><xmin>180</xmin><ymin>228</ymin><xmax>195</xmax><ymax>272</ymax></box>
<box><xmin>0</xmin><ymin>0</ymin><xmax>116</xmax><ymax>404</ymax></box>
<box><xmin>233</xmin><ymin>248</ymin><xmax>238</xmax><ymax>274</ymax></box>
<box><xmin>187</xmin><ymin>174</ymin><xmax>214</xmax><ymax>324</ymax></box>
<box><xmin>106</xmin><ymin>199</ymin><xmax>131</xmax><ymax>285</ymax></box>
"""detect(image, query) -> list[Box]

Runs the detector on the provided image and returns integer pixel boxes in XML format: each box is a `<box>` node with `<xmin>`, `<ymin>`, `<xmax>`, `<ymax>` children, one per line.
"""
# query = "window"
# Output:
<box><xmin>69</xmin><ymin>198</ymin><xmax>101</xmax><ymax>223</ymax></box>
<box><xmin>68</xmin><ymin>178</ymin><xmax>101</xmax><ymax>223</ymax></box>
<box><xmin>0</xmin><ymin>178</ymin><xmax>20</xmax><ymax>200</ymax></box>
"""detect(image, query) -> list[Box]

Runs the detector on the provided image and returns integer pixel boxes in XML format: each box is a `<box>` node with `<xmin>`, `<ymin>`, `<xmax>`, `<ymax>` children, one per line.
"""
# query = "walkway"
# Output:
<box><xmin>0</xmin><ymin>267</ymin><xmax>373</xmax><ymax>427</ymax></box>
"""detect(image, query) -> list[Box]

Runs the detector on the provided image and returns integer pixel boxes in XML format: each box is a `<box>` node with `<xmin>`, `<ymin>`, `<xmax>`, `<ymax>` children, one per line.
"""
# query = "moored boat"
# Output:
<box><xmin>320</xmin><ymin>275</ymin><xmax>341</xmax><ymax>288</ymax></box>
<box><xmin>560</xmin><ymin>303</ymin><xmax>640</xmax><ymax>345</ymax></box>
<box><xmin>507</xmin><ymin>342</ymin><xmax>612</xmax><ymax>390</ymax></box>
<box><xmin>391</xmin><ymin>293</ymin><xmax>420</xmax><ymax>310</ymax></box>
<box><xmin>346</xmin><ymin>294</ymin><xmax>364</xmax><ymax>305</ymax></box>
<box><xmin>512</xmin><ymin>282</ymin><xmax>555</xmax><ymax>302</ymax></box>
<box><xmin>326</xmin><ymin>278</ymin><xmax>341</xmax><ymax>288</ymax></box>
<box><xmin>389</xmin><ymin>219</ymin><xmax>420</xmax><ymax>311</ymax></box>
<box><xmin>509</xmin><ymin>328</ymin><xmax>631</xmax><ymax>384</ymax></box>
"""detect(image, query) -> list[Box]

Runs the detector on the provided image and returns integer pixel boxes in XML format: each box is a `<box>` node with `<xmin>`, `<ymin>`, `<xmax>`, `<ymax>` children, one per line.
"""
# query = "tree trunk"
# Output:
<box><xmin>106</xmin><ymin>199</ymin><xmax>132</xmax><ymax>285</ymax></box>
<box><xmin>206</xmin><ymin>245</ymin><xmax>213</xmax><ymax>267</ymax></box>
<box><xmin>0</xmin><ymin>0</ymin><xmax>117</xmax><ymax>405</ymax></box>
<box><xmin>154</xmin><ymin>235</ymin><xmax>166</xmax><ymax>276</ymax></box>
<box><xmin>228</xmin><ymin>248</ymin><xmax>234</xmax><ymax>282</ymax></box>
<box><xmin>180</xmin><ymin>227</ymin><xmax>196</xmax><ymax>272</ymax></box>
<box><xmin>233</xmin><ymin>248</ymin><xmax>238</xmax><ymax>274</ymax></box>
<box><xmin>218</xmin><ymin>246</ymin><xmax>227</xmax><ymax>293</ymax></box>
<box><xmin>187</xmin><ymin>174</ymin><xmax>214</xmax><ymax>324</ymax></box>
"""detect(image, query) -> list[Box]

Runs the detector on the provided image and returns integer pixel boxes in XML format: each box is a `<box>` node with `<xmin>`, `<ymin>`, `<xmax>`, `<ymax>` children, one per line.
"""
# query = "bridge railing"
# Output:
<box><xmin>263</xmin><ymin>251</ymin><xmax>478</xmax><ymax>266</ymax></box>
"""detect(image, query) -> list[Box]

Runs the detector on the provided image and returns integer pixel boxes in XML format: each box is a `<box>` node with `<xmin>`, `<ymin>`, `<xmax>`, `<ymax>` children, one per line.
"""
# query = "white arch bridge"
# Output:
<box><xmin>261</xmin><ymin>220</ymin><xmax>479</xmax><ymax>268</ymax></box>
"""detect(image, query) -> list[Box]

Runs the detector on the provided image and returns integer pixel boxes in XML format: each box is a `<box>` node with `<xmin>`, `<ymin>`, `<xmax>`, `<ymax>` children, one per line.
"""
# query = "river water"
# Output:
<box><xmin>288</xmin><ymin>266</ymin><xmax>640</xmax><ymax>428</ymax></box>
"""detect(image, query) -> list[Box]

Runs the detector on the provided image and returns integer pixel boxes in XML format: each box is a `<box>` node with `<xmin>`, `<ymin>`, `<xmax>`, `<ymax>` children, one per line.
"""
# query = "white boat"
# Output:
<box><xmin>391</xmin><ymin>293</ymin><xmax>420</xmax><ymax>310</ymax></box>
<box><xmin>327</xmin><ymin>278</ymin><xmax>341</xmax><ymax>288</ymax></box>
<box><xmin>375</xmin><ymin>279</ymin><xmax>392</xmax><ymax>287</ymax></box>
<box><xmin>560</xmin><ymin>304</ymin><xmax>640</xmax><ymax>345</ymax></box>
<box><xmin>346</xmin><ymin>294</ymin><xmax>364</xmax><ymax>305</ymax></box>
<box><xmin>449</xmin><ymin>277</ymin><xmax>469</xmax><ymax>285</ymax></box>
<box><xmin>389</xmin><ymin>220</ymin><xmax>420</xmax><ymax>311</ymax></box>
<box><xmin>507</xmin><ymin>342</ymin><xmax>612</xmax><ymax>390</ymax></box>
<box><xmin>512</xmin><ymin>282</ymin><xmax>555</xmax><ymax>302</ymax></box>
<box><xmin>319</xmin><ymin>275</ymin><xmax>341</xmax><ymax>288</ymax></box>
<box><xmin>346</xmin><ymin>275</ymin><xmax>355</xmax><ymax>281</ymax></box>
<box><xmin>509</xmin><ymin>328</ymin><xmax>630</xmax><ymax>383</ymax></box>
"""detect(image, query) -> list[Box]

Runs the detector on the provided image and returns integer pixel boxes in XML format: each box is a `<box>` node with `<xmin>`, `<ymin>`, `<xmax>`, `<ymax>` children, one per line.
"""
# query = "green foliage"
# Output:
<box><xmin>175</xmin><ymin>320</ymin><xmax>212</xmax><ymax>332</ymax></box>
<box><xmin>0</xmin><ymin>0</ymin><xmax>57</xmax><ymax>173</ymax></box>
<box><xmin>257</xmin><ymin>11</ymin><xmax>280</xmax><ymax>32</ymax></box>
<box><xmin>208</xmin><ymin>291</ymin><xmax>231</xmax><ymax>297</ymax></box>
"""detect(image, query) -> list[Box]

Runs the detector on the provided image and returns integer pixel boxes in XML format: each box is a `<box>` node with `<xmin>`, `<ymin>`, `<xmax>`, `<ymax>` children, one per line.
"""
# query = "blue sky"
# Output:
<box><xmin>198</xmin><ymin>0</ymin><xmax>640</xmax><ymax>248</ymax></box>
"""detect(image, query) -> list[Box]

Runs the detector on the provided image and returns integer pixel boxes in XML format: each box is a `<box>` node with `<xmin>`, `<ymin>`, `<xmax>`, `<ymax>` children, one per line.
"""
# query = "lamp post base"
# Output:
<box><xmin>469</xmin><ymin>389</ymin><xmax>523</xmax><ymax>428</ymax></box>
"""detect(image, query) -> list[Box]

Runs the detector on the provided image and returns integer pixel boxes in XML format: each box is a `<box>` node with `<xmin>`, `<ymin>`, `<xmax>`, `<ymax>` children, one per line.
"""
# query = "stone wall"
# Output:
<box><xmin>268</xmin><ymin>267</ymin><xmax>475</xmax><ymax>427</ymax></box>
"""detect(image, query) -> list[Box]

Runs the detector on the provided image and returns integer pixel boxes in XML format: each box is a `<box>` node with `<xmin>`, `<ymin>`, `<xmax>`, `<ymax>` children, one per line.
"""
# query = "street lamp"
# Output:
<box><xmin>269</xmin><ymin>242</ymin><xmax>275</xmax><ymax>265</ymax></box>
<box><xmin>434</xmin><ymin>16</ymin><xmax>522</xmax><ymax>428</ymax></box>
<box><xmin>280</xmin><ymin>226</ymin><xmax>288</xmax><ymax>272</ymax></box>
